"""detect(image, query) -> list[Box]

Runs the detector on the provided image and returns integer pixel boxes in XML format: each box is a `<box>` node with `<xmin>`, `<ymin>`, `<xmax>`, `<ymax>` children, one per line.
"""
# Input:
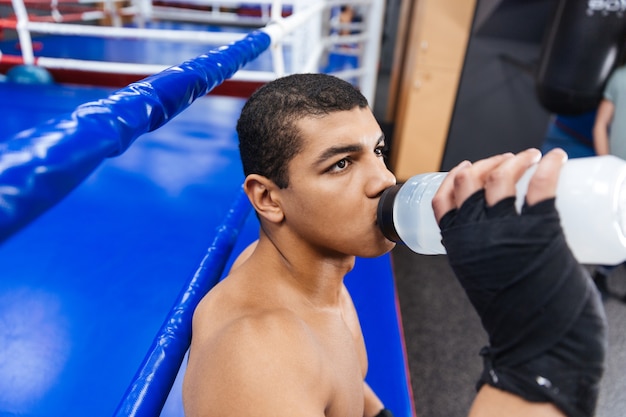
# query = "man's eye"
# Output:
<box><xmin>329</xmin><ymin>158</ymin><xmax>350</xmax><ymax>172</ymax></box>
<box><xmin>375</xmin><ymin>146</ymin><xmax>388</xmax><ymax>158</ymax></box>
<box><xmin>335</xmin><ymin>159</ymin><xmax>348</xmax><ymax>169</ymax></box>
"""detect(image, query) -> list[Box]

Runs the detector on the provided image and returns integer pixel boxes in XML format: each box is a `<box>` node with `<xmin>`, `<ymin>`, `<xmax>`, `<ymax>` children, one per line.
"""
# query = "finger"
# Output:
<box><xmin>433</xmin><ymin>153</ymin><xmax>513</xmax><ymax>222</ymax></box>
<box><xmin>432</xmin><ymin>159</ymin><xmax>471</xmax><ymax>222</ymax></box>
<box><xmin>525</xmin><ymin>148</ymin><xmax>568</xmax><ymax>206</ymax></box>
<box><xmin>452</xmin><ymin>152</ymin><xmax>514</xmax><ymax>207</ymax></box>
<box><xmin>483</xmin><ymin>148</ymin><xmax>542</xmax><ymax>206</ymax></box>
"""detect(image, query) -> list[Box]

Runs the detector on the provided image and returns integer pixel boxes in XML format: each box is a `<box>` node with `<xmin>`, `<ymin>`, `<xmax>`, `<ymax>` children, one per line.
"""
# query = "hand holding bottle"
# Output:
<box><xmin>431</xmin><ymin>147</ymin><xmax>607</xmax><ymax>417</ymax></box>
<box><xmin>431</xmin><ymin>148</ymin><xmax>565</xmax><ymax>223</ymax></box>
<box><xmin>377</xmin><ymin>148</ymin><xmax>626</xmax><ymax>264</ymax></box>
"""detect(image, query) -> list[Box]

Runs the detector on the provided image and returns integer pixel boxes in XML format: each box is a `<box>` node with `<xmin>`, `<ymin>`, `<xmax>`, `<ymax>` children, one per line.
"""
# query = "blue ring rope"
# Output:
<box><xmin>113</xmin><ymin>187</ymin><xmax>252</xmax><ymax>417</ymax></box>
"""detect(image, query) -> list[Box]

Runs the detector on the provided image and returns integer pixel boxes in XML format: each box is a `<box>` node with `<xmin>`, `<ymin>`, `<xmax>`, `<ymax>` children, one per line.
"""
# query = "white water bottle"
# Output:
<box><xmin>377</xmin><ymin>155</ymin><xmax>626</xmax><ymax>265</ymax></box>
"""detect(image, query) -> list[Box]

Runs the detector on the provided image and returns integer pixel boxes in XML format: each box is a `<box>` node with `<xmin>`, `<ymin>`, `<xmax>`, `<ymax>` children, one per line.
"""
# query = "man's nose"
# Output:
<box><xmin>367</xmin><ymin>163</ymin><xmax>396</xmax><ymax>198</ymax></box>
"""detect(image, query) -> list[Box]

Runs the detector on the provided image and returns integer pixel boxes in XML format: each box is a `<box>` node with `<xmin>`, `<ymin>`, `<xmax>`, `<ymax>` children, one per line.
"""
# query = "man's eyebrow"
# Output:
<box><xmin>315</xmin><ymin>144</ymin><xmax>363</xmax><ymax>165</ymax></box>
<box><xmin>315</xmin><ymin>134</ymin><xmax>385</xmax><ymax>165</ymax></box>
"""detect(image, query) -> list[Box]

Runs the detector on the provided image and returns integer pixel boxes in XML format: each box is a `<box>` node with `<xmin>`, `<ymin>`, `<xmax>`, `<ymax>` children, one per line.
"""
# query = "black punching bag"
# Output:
<box><xmin>536</xmin><ymin>0</ymin><xmax>626</xmax><ymax>115</ymax></box>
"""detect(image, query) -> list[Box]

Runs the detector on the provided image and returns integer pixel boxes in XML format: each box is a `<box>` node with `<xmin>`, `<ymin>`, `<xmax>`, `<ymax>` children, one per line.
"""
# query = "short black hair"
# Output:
<box><xmin>236</xmin><ymin>73</ymin><xmax>369</xmax><ymax>188</ymax></box>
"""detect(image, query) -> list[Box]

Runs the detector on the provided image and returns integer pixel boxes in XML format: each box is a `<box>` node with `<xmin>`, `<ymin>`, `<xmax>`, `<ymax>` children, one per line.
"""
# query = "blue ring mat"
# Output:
<box><xmin>0</xmin><ymin>80</ymin><xmax>414</xmax><ymax>417</ymax></box>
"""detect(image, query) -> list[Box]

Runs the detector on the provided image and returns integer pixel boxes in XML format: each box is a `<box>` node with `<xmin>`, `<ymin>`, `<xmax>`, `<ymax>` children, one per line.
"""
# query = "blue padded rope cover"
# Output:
<box><xmin>114</xmin><ymin>188</ymin><xmax>252</xmax><ymax>417</ymax></box>
<box><xmin>0</xmin><ymin>30</ymin><xmax>270</xmax><ymax>243</ymax></box>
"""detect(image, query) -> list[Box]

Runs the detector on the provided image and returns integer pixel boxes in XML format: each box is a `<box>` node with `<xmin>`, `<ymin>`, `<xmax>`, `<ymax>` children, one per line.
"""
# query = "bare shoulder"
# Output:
<box><xmin>183</xmin><ymin>308</ymin><xmax>328</xmax><ymax>417</ymax></box>
<box><xmin>230</xmin><ymin>240</ymin><xmax>258</xmax><ymax>271</ymax></box>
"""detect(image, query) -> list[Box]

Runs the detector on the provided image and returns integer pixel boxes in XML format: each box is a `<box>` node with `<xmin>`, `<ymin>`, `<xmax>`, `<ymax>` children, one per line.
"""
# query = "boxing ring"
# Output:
<box><xmin>0</xmin><ymin>1</ymin><xmax>415</xmax><ymax>416</ymax></box>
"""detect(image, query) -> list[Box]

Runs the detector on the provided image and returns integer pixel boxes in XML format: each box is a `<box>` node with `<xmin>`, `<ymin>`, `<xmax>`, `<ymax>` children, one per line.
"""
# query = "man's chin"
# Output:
<box><xmin>359</xmin><ymin>241</ymin><xmax>396</xmax><ymax>258</ymax></box>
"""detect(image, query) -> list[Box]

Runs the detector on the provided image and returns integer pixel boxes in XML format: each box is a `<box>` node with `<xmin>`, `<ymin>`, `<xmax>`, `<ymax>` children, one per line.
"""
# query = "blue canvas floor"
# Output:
<box><xmin>0</xmin><ymin>81</ymin><xmax>413</xmax><ymax>416</ymax></box>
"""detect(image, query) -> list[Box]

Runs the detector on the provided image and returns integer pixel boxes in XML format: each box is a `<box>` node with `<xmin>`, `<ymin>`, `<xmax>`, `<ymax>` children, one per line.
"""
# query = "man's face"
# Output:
<box><xmin>278</xmin><ymin>107</ymin><xmax>397</xmax><ymax>258</ymax></box>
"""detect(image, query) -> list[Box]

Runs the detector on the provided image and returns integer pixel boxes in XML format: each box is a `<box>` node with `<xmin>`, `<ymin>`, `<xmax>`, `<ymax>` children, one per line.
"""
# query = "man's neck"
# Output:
<box><xmin>251</xmin><ymin>234</ymin><xmax>355</xmax><ymax>308</ymax></box>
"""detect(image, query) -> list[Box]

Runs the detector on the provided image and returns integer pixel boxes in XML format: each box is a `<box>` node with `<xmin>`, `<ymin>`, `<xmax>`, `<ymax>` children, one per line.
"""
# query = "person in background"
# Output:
<box><xmin>593</xmin><ymin>63</ymin><xmax>626</xmax><ymax>159</ymax></box>
<box><xmin>541</xmin><ymin>111</ymin><xmax>597</xmax><ymax>159</ymax></box>
<box><xmin>338</xmin><ymin>5</ymin><xmax>355</xmax><ymax>36</ymax></box>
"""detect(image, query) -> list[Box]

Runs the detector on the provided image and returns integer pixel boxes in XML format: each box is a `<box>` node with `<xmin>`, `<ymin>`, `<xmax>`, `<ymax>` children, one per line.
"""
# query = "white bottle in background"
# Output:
<box><xmin>377</xmin><ymin>155</ymin><xmax>626</xmax><ymax>265</ymax></box>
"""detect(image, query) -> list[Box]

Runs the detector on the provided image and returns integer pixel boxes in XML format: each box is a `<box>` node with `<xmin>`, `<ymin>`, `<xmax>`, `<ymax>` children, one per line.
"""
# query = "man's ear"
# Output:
<box><xmin>244</xmin><ymin>174</ymin><xmax>285</xmax><ymax>224</ymax></box>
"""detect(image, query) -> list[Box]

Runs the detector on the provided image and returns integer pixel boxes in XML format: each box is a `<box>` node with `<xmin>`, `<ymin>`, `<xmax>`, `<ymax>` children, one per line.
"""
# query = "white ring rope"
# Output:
<box><xmin>35</xmin><ymin>56</ymin><xmax>278</xmax><ymax>81</ymax></box>
<box><xmin>16</xmin><ymin>21</ymin><xmax>249</xmax><ymax>43</ymax></box>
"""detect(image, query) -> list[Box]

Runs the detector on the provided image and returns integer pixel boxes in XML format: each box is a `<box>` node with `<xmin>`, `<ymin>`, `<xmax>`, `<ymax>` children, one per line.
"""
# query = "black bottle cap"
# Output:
<box><xmin>377</xmin><ymin>184</ymin><xmax>402</xmax><ymax>243</ymax></box>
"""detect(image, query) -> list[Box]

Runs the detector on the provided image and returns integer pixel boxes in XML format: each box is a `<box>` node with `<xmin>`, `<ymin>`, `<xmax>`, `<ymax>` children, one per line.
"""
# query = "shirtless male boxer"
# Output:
<box><xmin>182</xmin><ymin>73</ymin><xmax>607</xmax><ymax>417</ymax></box>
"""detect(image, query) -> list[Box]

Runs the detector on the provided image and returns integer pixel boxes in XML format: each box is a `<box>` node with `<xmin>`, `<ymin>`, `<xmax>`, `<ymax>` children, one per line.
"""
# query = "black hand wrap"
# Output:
<box><xmin>439</xmin><ymin>190</ymin><xmax>607</xmax><ymax>417</ymax></box>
